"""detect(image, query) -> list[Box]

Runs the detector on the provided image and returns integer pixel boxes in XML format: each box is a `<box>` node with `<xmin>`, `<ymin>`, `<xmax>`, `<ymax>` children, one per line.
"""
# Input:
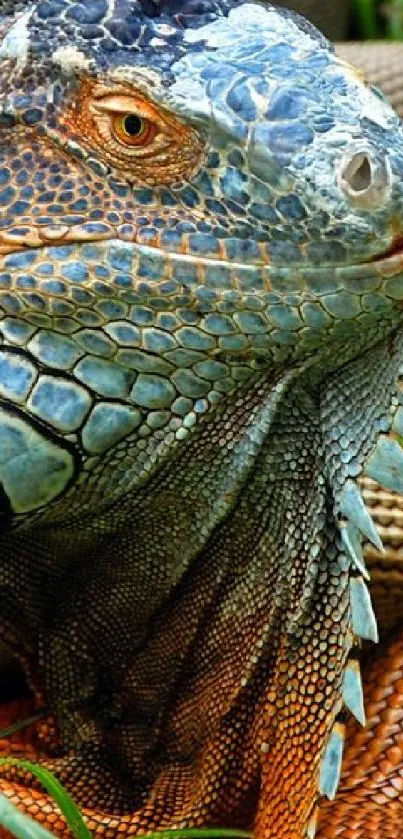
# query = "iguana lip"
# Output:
<box><xmin>362</xmin><ymin>235</ymin><xmax>403</xmax><ymax>276</ymax></box>
<box><xmin>1</xmin><ymin>223</ymin><xmax>403</xmax><ymax>279</ymax></box>
<box><xmin>374</xmin><ymin>233</ymin><xmax>403</xmax><ymax>262</ymax></box>
<box><xmin>0</xmin><ymin>222</ymin><xmax>128</xmax><ymax>255</ymax></box>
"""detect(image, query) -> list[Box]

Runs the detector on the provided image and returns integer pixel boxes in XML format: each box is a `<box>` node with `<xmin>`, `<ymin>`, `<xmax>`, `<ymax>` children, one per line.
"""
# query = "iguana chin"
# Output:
<box><xmin>1</xmin><ymin>1</ymin><xmax>403</xmax><ymax>837</ymax></box>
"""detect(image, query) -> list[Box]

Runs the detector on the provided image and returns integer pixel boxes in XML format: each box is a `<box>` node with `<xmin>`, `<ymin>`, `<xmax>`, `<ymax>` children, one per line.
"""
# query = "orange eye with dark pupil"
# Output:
<box><xmin>112</xmin><ymin>113</ymin><xmax>156</xmax><ymax>146</ymax></box>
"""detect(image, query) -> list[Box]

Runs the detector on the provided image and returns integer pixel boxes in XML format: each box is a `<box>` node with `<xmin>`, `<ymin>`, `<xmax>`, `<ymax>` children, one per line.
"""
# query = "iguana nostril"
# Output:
<box><xmin>343</xmin><ymin>153</ymin><xmax>372</xmax><ymax>194</ymax></box>
<box><xmin>338</xmin><ymin>146</ymin><xmax>391</xmax><ymax>206</ymax></box>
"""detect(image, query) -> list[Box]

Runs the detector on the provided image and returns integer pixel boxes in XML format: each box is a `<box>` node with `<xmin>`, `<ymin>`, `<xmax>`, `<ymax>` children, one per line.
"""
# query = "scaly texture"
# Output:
<box><xmin>1</xmin><ymin>3</ymin><xmax>403</xmax><ymax>838</ymax></box>
<box><xmin>317</xmin><ymin>632</ymin><xmax>403</xmax><ymax>838</ymax></box>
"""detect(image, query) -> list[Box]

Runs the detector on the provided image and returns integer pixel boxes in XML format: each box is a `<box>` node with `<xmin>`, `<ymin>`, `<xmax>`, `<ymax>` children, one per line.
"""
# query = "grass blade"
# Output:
<box><xmin>0</xmin><ymin>762</ymin><xmax>252</xmax><ymax>839</ymax></box>
<box><xmin>0</xmin><ymin>793</ymin><xmax>57</xmax><ymax>839</ymax></box>
<box><xmin>0</xmin><ymin>711</ymin><xmax>46</xmax><ymax>740</ymax></box>
<box><xmin>0</xmin><ymin>759</ymin><xmax>92</xmax><ymax>839</ymax></box>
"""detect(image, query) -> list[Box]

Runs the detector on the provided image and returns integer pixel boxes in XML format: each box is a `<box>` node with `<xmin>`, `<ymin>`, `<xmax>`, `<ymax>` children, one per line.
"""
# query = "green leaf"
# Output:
<box><xmin>0</xmin><ymin>759</ymin><xmax>92</xmax><ymax>839</ymax></box>
<box><xmin>0</xmin><ymin>760</ymin><xmax>252</xmax><ymax>839</ymax></box>
<box><xmin>0</xmin><ymin>793</ymin><xmax>57</xmax><ymax>839</ymax></box>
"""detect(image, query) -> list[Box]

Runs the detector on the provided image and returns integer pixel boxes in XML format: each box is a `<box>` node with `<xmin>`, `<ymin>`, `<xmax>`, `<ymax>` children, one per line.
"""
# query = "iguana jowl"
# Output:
<box><xmin>1</xmin><ymin>2</ymin><xmax>403</xmax><ymax>837</ymax></box>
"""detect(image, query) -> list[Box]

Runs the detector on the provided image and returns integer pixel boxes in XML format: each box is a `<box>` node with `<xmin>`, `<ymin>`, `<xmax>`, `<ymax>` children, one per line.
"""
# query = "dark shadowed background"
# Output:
<box><xmin>274</xmin><ymin>0</ymin><xmax>350</xmax><ymax>40</ymax></box>
<box><xmin>275</xmin><ymin>0</ymin><xmax>403</xmax><ymax>41</ymax></box>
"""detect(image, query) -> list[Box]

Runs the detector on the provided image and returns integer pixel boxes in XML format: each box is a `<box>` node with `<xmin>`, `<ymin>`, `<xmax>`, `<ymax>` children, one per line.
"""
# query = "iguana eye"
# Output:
<box><xmin>69</xmin><ymin>82</ymin><xmax>203</xmax><ymax>185</ymax></box>
<box><xmin>112</xmin><ymin>113</ymin><xmax>157</xmax><ymax>146</ymax></box>
<box><xmin>90</xmin><ymin>93</ymin><xmax>161</xmax><ymax>155</ymax></box>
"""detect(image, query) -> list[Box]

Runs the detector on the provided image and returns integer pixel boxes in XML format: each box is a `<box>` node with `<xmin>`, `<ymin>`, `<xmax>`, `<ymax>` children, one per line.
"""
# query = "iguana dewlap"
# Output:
<box><xmin>1</xmin><ymin>2</ymin><xmax>403</xmax><ymax>838</ymax></box>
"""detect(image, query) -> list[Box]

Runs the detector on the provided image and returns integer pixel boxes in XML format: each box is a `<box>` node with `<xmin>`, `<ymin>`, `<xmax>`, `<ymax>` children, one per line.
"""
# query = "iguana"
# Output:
<box><xmin>1</xmin><ymin>2</ymin><xmax>403</xmax><ymax>837</ymax></box>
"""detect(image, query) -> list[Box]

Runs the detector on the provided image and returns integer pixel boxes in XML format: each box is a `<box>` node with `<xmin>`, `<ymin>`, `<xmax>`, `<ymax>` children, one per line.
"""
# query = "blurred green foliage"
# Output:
<box><xmin>353</xmin><ymin>0</ymin><xmax>403</xmax><ymax>39</ymax></box>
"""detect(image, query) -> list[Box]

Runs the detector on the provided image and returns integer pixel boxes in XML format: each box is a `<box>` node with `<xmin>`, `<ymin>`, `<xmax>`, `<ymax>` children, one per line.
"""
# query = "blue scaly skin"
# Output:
<box><xmin>1</xmin><ymin>2</ymin><xmax>403</xmax><ymax>837</ymax></box>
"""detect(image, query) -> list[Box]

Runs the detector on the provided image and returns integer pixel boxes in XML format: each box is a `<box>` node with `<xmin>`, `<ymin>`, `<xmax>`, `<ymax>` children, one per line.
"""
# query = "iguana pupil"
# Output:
<box><xmin>122</xmin><ymin>114</ymin><xmax>143</xmax><ymax>137</ymax></box>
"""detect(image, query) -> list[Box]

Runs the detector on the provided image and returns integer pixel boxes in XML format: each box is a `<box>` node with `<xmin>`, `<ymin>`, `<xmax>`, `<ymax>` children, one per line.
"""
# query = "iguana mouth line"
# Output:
<box><xmin>1</xmin><ymin>226</ymin><xmax>403</xmax><ymax>285</ymax></box>
<box><xmin>0</xmin><ymin>221</ymin><xmax>130</xmax><ymax>255</ymax></box>
<box><xmin>372</xmin><ymin>233</ymin><xmax>403</xmax><ymax>262</ymax></box>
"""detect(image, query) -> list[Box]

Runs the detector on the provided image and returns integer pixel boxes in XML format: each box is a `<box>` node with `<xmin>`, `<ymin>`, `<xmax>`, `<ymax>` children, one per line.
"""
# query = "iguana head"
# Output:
<box><xmin>1</xmin><ymin>3</ymin><xmax>403</xmax><ymax>271</ymax></box>
<box><xmin>0</xmin><ymin>0</ymin><xmax>403</xmax><ymax>521</ymax></box>
<box><xmin>1</xmin><ymin>2</ymin><xmax>403</xmax><ymax>257</ymax></box>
